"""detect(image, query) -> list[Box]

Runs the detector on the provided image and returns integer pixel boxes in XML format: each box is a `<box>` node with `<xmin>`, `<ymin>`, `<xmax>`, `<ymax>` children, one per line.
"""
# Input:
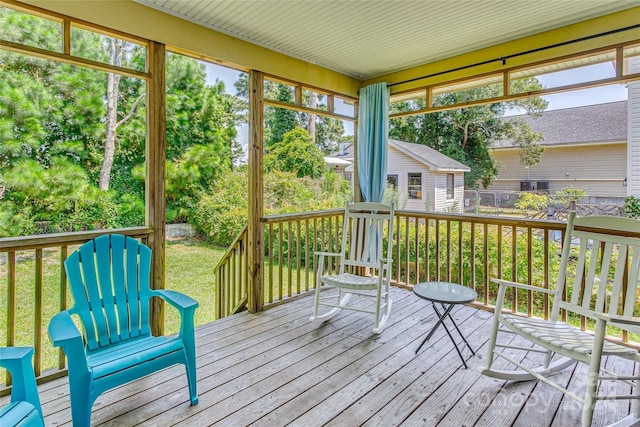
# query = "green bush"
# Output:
<box><xmin>191</xmin><ymin>168</ymin><xmax>351</xmax><ymax>248</ymax></box>
<box><xmin>623</xmin><ymin>195</ymin><xmax>640</xmax><ymax>219</ymax></box>
<box><xmin>550</xmin><ymin>186</ymin><xmax>587</xmax><ymax>206</ymax></box>
<box><xmin>192</xmin><ymin>170</ymin><xmax>248</xmax><ymax>247</ymax></box>
<box><xmin>515</xmin><ymin>192</ymin><xmax>547</xmax><ymax>211</ymax></box>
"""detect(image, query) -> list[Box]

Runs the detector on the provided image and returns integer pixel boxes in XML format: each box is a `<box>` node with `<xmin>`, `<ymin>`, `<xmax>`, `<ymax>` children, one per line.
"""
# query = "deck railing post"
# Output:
<box><xmin>147</xmin><ymin>40</ymin><xmax>167</xmax><ymax>335</ymax></box>
<box><xmin>247</xmin><ymin>70</ymin><xmax>264</xmax><ymax>313</ymax></box>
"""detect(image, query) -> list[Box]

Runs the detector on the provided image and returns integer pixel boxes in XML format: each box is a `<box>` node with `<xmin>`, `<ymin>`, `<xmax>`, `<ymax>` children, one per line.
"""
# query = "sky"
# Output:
<box><xmin>505</xmin><ymin>61</ymin><xmax>627</xmax><ymax>115</ymax></box>
<box><xmin>204</xmin><ymin>61</ymin><xmax>629</xmax><ymax>143</ymax></box>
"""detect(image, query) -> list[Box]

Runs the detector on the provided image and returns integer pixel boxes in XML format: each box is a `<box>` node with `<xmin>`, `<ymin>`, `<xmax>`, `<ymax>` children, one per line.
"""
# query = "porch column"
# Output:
<box><xmin>628</xmin><ymin>56</ymin><xmax>640</xmax><ymax>197</ymax></box>
<box><xmin>353</xmin><ymin>100</ymin><xmax>363</xmax><ymax>202</ymax></box>
<box><xmin>147</xmin><ymin>41</ymin><xmax>167</xmax><ymax>335</ymax></box>
<box><xmin>247</xmin><ymin>70</ymin><xmax>264</xmax><ymax>313</ymax></box>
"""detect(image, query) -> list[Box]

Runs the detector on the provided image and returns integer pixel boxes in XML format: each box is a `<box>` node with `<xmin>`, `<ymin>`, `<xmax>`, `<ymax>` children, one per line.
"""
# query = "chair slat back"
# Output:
<box><xmin>65</xmin><ymin>234</ymin><xmax>152</xmax><ymax>351</ymax></box>
<box><xmin>554</xmin><ymin>214</ymin><xmax>640</xmax><ymax>331</ymax></box>
<box><xmin>340</xmin><ymin>202</ymin><xmax>394</xmax><ymax>270</ymax></box>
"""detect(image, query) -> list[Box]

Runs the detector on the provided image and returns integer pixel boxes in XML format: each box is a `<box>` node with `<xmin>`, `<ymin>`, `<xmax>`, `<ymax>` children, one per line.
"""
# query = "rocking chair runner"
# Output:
<box><xmin>481</xmin><ymin>213</ymin><xmax>640</xmax><ymax>427</ymax></box>
<box><xmin>310</xmin><ymin>202</ymin><xmax>394</xmax><ymax>334</ymax></box>
<box><xmin>48</xmin><ymin>234</ymin><xmax>199</xmax><ymax>427</ymax></box>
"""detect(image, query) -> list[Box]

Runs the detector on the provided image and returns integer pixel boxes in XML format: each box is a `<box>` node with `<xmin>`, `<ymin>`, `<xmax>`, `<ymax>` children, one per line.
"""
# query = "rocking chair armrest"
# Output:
<box><xmin>152</xmin><ymin>289</ymin><xmax>199</xmax><ymax>312</ymax></box>
<box><xmin>491</xmin><ymin>278</ymin><xmax>558</xmax><ymax>295</ymax></box>
<box><xmin>315</xmin><ymin>251</ymin><xmax>342</xmax><ymax>259</ymax></box>
<box><xmin>378</xmin><ymin>258</ymin><xmax>391</xmax><ymax>268</ymax></box>
<box><xmin>591</xmin><ymin>312</ymin><xmax>640</xmax><ymax>327</ymax></box>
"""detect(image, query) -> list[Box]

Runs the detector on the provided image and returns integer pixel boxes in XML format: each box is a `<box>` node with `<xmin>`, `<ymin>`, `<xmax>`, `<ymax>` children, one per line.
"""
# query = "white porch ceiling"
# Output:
<box><xmin>134</xmin><ymin>0</ymin><xmax>640</xmax><ymax>80</ymax></box>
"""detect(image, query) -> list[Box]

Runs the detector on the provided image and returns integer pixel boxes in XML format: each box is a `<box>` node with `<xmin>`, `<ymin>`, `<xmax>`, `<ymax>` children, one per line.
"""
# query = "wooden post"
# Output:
<box><xmin>147</xmin><ymin>41</ymin><xmax>167</xmax><ymax>335</ymax></box>
<box><xmin>248</xmin><ymin>70</ymin><xmax>264</xmax><ymax>313</ymax></box>
<box><xmin>353</xmin><ymin>99</ymin><xmax>363</xmax><ymax>202</ymax></box>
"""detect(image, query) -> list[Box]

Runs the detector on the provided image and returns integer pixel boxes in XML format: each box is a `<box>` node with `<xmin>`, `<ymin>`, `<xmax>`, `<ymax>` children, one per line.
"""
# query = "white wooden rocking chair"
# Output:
<box><xmin>480</xmin><ymin>212</ymin><xmax>640</xmax><ymax>427</ymax></box>
<box><xmin>310</xmin><ymin>202</ymin><xmax>394</xmax><ymax>334</ymax></box>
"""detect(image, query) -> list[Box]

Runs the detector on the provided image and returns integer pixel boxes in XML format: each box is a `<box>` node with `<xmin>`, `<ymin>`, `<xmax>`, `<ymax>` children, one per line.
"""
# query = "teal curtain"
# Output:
<box><xmin>357</xmin><ymin>82</ymin><xmax>389</xmax><ymax>202</ymax></box>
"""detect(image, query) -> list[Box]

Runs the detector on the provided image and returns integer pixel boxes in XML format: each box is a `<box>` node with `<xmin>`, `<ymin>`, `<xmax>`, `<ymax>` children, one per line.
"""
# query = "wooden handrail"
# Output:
<box><xmin>0</xmin><ymin>227</ymin><xmax>153</xmax><ymax>251</ymax></box>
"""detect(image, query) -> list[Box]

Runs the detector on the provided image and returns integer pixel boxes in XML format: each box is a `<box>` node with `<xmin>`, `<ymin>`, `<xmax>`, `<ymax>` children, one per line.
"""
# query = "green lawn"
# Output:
<box><xmin>164</xmin><ymin>238</ymin><xmax>225</xmax><ymax>334</ymax></box>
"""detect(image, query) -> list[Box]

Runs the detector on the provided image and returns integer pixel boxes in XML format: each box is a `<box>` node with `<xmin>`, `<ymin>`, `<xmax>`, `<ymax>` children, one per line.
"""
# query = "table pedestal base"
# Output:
<box><xmin>415</xmin><ymin>302</ymin><xmax>476</xmax><ymax>368</ymax></box>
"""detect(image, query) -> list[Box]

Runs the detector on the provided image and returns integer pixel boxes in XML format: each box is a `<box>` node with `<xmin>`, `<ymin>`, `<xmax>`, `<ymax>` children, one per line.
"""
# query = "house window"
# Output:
<box><xmin>408</xmin><ymin>173</ymin><xmax>422</xmax><ymax>199</ymax></box>
<box><xmin>446</xmin><ymin>173</ymin><xmax>455</xmax><ymax>199</ymax></box>
<box><xmin>387</xmin><ymin>174</ymin><xmax>398</xmax><ymax>189</ymax></box>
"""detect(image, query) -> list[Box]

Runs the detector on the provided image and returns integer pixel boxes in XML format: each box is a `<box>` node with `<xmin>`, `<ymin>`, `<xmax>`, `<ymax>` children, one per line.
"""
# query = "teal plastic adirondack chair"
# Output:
<box><xmin>48</xmin><ymin>234</ymin><xmax>198</xmax><ymax>427</ymax></box>
<box><xmin>0</xmin><ymin>347</ymin><xmax>44</xmax><ymax>427</ymax></box>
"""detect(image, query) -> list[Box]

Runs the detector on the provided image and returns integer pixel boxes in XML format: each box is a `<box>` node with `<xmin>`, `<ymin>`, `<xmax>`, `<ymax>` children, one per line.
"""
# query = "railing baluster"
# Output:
<box><xmin>287</xmin><ymin>221</ymin><xmax>293</xmax><ymax>297</ymax></box>
<box><xmin>469</xmin><ymin>223</ymin><xmax>475</xmax><ymax>290</ymax></box>
<box><xmin>457</xmin><ymin>221</ymin><xmax>463</xmax><ymax>285</ymax></box>
<box><xmin>413</xmin><ymin>216</ymin><xmax>419</xmax><ymax>284</ymax></box>
<box><xmin>527</xmin><ymin>227</ymin><xmax>533</xmax><ymax>317</ymax></box>
<box><xmin>232</xmin><ymin>244</ymin><xmax>237</xmax><ymax>307</ymax></box>
<box><xmin>497</xmin><ymin>224</ymin><xmax>503</xmax><ymax>286</ymax></box>
<box><xmin>225</xmin><ymin>255</ymin><xmax>230</xmax><ymax>315</ymax></box>
<box><xmin>395</xmin><ymin>215</ymin><xmax>401</xmax><ymax>285</ymax></box>
<box><xmin>446</xmin><ymin>219</ymin><xmax>452</xmax><ymax>282</ymax></box>
<box><xmin>304</xmin><ymin>219</ymin><xmax>310</xmax><ymax>292</ymax></box>
<box><xmin>5</xmin><ymin>251</ymin><xmax>16</xmax><ymax>386</ymax></box>
<box><xmin>313</xmin><ymin>217</ymin><xmax>318</xmax><ymax>289</ymax></box>
<box><xmin>215</xmin><ymin>259</ymin><xmax>222</xmax><ymax>318</ymax></box>
<box><xmin>435</xmin><ymin>219</ymin><xmax>441</xmax><ymax>282</ymax></box>
<box><xmin>295</xmin><ymin>220</ymin><xmax>300</xmax><ymax>295</ymax></box>
<box><xmin>59</xmin><ymin>246</ymin><xmax>68</xmax><ymax>370</ymax></box>
<box><xmin>268</xmin><ymin>223</ymin><xmax>274</xmax><ymax>303</ymax></box>
<box><xmin>34</xmin><ymin>248</ymin><xmax>43</xmax><ymax>377</ymax></box>
<box><xmin>425</xmin><ymin>218</ymin><xmax>430</xmax><ymax>282</ymax></box>
<box><xmin>483</xmin><ymin>223</ymin><xmax>489</xmax><ymax>306</ymax></box>
<box><xmin>278</xmin><ymin>223</ymin><xmax>284</xmax><ymax>299</ymax></box>
<box><xmin>403</xmin><ymin>216</ymin><xmax>409</xmax><ymax>285</ymax></box>
<box><xmin>543</xmin><ymin>227</ymin><xmax>550</xmax><ymax>320</ymax></box>
<box><xmin>511</xmin><ymin>225</ymin><xmax>517</xmax><ymax>313</ymax></box>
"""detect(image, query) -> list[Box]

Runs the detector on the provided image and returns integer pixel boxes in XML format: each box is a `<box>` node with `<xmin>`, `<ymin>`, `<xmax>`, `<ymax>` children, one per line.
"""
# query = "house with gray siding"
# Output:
<box><xmin>326</xmin><ymin>139</ymin><xmax>470</xmax><ymax>212</ymax></box>
<box><xmin>489</xmin><ymin>101</ymin><xmax>627</xmax><ymax>197</ymax></box>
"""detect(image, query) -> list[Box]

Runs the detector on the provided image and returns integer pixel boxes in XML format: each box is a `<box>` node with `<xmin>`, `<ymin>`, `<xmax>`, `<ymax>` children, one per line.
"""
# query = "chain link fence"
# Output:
<box><xmin>464</xmin><ymin>190</ymin><xmax>625</xmax><ymax>219</ymax></box>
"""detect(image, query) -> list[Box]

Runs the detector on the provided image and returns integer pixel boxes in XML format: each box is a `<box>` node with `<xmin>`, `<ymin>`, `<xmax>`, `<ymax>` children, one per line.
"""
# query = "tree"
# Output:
<box><xmin>508</xmin><ymin>119</ymin><xmax>544</xmax><ymax>177</ymax></box>
<box><xmin>0</xmin><ymin>9</ymin><xmax>111</xmax><ymax>235</ymax></box>
<box><xmin>1</xmin><ymin>8</ymin><xmax>246</xmax><ymax>235</ymax></box>
<box><xmin>235</xmin><ymin>76</ymin><xmax>348</xmax><ymax>155</ymax></box>
<box><xmin>264</xmin><ymin>127</ymin><xmax>325</xmax><ymax>179</ymax></box>
<box><xmin>307</xmin><ymin>91</ymin><xmax>317</xmax><ymax>142</ymax></box>
<box><xmin>267</xmin><ymin>83</ymin><xmax>298</xmax><ymax>146</ymax></box>
<box><xmin>390</xmin><ymin>79</ymin><xmax>548</xmax><ymax>188</ymax></box>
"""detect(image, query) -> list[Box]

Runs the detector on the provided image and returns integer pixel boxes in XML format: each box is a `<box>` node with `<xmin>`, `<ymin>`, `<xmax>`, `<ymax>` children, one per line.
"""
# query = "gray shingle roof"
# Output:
<box><xmin>328</xmin><ymin>140</ymin><xmax>470</xmax><ymax>172</ymax></box>
<box><xmin>389</xmin><ymin>139</ymin><xmax>470</xmax><ymax>171</ymax></box>
<box><xmin>493</xmin><ymin>100</ymin><xmax>627</xmax><ymax>148</ymax></box>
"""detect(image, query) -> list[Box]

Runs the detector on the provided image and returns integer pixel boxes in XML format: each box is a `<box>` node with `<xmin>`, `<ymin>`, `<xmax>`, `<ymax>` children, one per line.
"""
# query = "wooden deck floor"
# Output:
<box><xmin>14</xmin><ymin>287</ymin><xmax>638</xmax><ymax>426</ymax></box>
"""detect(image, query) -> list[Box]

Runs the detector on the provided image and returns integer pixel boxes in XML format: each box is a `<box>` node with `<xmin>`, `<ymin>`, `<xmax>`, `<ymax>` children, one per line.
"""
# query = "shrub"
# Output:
<box><xmin>515</xmin><ymin>192</ymin><xmax>547</xmax><ymax>211</ymax></box>
<box><xmin>550</xmin><ymin>187</ymin><xmax>587</xmax><ymax>206</ymax></box>
<box><xmin>623</xmin><ymin>195</ymin><xmax>640</xmax><ymax>219</ymax></box>
<box><xmin>192</xmin><ymin>170</ymin><xmax>248</xmax><ymax>247</ymax></box>
<box><xmin>191</xmin><ymin>168</ymin><xmax>351</xmax><ymax>249</ymax></box>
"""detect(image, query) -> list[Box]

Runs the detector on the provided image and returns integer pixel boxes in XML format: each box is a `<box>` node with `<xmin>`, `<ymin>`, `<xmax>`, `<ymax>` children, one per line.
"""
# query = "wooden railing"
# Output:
<box><xmin>392</xmin><ymin>211</ymin><xmax>568</xmax><ymax>320</ymax></box>
<box><xmin>215</xmin><ymin>209</ymin><xmax>640</xmax><ymax>332</ymax></box>
<box><xmin>0</xmin><ymin>227</ymin><xmax>152</xmax><ymax>390</ymax></box>
<box><xmin>2</xmin><ymin>210</ymin><xmax>638</xmax><ymax>390</ymax></box>
<box><xmin>213</xmin><ymin>225</ymin><xmax>248</xmax><ymax>318</ymax></box>
<box><xmin>214</xmin><ymin>209</ymin><xmax>574</xmax><ymax>317</ymax></box>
